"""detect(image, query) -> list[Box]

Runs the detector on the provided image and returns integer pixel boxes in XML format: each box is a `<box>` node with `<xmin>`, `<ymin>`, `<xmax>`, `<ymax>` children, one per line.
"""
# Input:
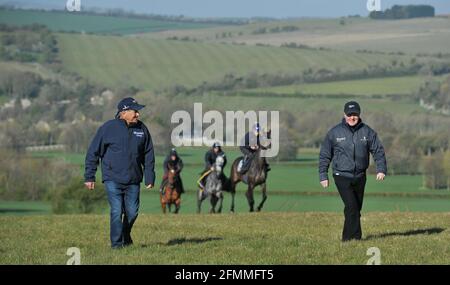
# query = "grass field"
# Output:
<box><xmin>28</xmin><ymin>148</ymin><xmax>437</xmax><ymax>195</ymax></box>
<box><xmin>243</xmin><ymin>75</ymin><xmax>442</xmax><ymax>96</ymax></box>
<box><xmin>0</xmin><ymin>9</ymin><xmax>218</xmax><ymax>35</ymax></box>
<box><xmin>137</xmin><ymin>90</ymin><xmax>434</xmax><ymax>118</ymax></box>
<box><xmin>1</xmin><ymin>212</ymin><xmax>450</xmax><ymax>264</ymax></box>
<box><xmin>57</xmin><ymin>33</ymin><xmax>413</xmax><ymax>90</ymax></box>
<box><xmin>2</xmin><ymin>148</ymin><xmax>449</xmax><ymax>217</ymax></box>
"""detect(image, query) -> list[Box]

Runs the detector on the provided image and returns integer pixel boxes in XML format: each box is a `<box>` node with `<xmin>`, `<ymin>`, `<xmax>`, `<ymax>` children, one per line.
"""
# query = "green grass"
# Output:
<box><xmin>244</xmin><ymin>75</ymin><xmax>439</xmax><ymax>96</ymax></box>
<box><xmin>3</xmin><ymin>188</ymin><xmax>450</xmax><ymax>217</ymax></box>
<box><xmin>154</xmin><ymin>91</ymin><xmax>429</xmax><ymax>119</ymax></box>
<box><xmin>0</xmin><ymin>201</ymin><xmax>51</xmax><ymax>215</ymax></box>
<box><xmin>0</xmin><ymin>9</ymin><xmax>218</xmax><ymax>35</ymax></box>
<box><xmin>57</xmin><ymin>33</ymin><xmax>412</xmax><ymax>90</ymax></box>
<box><xmin>29</xmin><ymin>148</ymin><xmax>440</xmax><ymax>195</ymax></box>
<box><xmin>1</xmin><ymin>212</ymin><xmax>450</xmax><ymax>264</ymax></box>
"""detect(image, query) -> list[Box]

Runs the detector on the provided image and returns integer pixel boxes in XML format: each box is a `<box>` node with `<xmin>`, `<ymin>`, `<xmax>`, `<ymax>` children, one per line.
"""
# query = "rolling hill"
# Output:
<box><xmin>144</xmin><ymin>16</ymin><xmax>450</xmax><ymax>54</ymax></box>
<box><xmin>0</xmin><ymin>9</ymin><xmax>220</xmax><ymax>35</ymax></box>
<box><xmin>57</xmin><ymin>32</ymin><xmax>414</xmax><ymax>90</ymax></box>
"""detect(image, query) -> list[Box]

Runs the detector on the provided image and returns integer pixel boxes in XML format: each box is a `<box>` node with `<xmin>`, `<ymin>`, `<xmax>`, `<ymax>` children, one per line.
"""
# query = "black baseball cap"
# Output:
<box><xmin>344</xmin><ymin>101</ymin><xmax>361</xmax><ymax>116</ymax></box>
<box><xmin>117</xmin><ymin>97</ymin><xmax>145</xmax><ymax>112</ymax></box>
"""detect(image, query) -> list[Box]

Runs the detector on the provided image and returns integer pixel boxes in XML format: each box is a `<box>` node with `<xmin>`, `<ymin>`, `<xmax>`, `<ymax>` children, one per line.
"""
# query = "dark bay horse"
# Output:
<box><xmin>160</xmin><ymin>160</ymin><xmax>182</xmax><ymax>214</ymax></box>
<box><xmin>228</xmin><ymin>146</ymin><xmax>269</xmax><ymax>212</ymax></box>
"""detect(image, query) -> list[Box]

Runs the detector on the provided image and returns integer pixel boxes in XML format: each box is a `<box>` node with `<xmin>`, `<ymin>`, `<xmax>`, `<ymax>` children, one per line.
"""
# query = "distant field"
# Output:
<box><xmin>0</xmin><ymin>9</ymin><xmax>218</xmax><ymax>35</ymax></box>
<box><xmin>29</xmin><ymin>148</ymin><xmax>436</xmax><ymax>195</ymax></box>
<box><xmin>3</xmin><ymin>148</ymin><xmax>449</xmax><ymax>216</ymax></box>
<box><xmin>243</xmin><ymin>75</ymin><xmax>441</xmax><ymax>96</ymax></box>
<box><xmin>57</xmin><ymin>33</ymin><xmax>412</xmax><ymax>90</ymax></box>
<box><xmin>2</xmin><ymin>212</ymin><xmax>450</xmax><ymax>264</ymax></box>
<box><xmin>143</xmin><ymin>90</ymin><xmax>428</xmax><ymax>117</ymax></box>
<box><xmin>147</xmin><ymin>17</ymin><xmax>450</xmax><ymax>54</ymax></box>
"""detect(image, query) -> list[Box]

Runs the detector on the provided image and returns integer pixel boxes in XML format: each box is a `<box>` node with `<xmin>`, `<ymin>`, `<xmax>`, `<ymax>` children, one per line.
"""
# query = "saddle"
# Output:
<box><xmin>237</xmin><ymin>158</ymin><xmax>249</xmax><ymax>183</ymax></box>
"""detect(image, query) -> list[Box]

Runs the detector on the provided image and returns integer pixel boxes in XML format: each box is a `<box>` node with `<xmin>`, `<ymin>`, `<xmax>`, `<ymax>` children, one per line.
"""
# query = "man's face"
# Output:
<box><xmin>344</xmin><ymin>113</ymin><xmax>360</xmax><ymax>127</ymax></box>
<box><xmin>213</xmin><ymin>147</ymin><xmax>219</xmax><ymax>153</ymax></box>
<box><xmin>121</xmin><ymin>109</ymin><xmax>139</xmax><ymax>125</ymax></box>
<box><xmin>170</xmin><ymin>155</ymin><xmax>177</xmax><ymax>161</ymax></box>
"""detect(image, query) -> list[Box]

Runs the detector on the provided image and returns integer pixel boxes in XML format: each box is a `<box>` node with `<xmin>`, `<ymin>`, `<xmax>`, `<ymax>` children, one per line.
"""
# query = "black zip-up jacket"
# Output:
<box><xmin>319</xmin><ymin>118</ymin><xmax>387</xmax><ymax>181</ymax></box>
<box><xmin>85</xmin><ymin>118</ymin><xmax>155</xmax><ymax>186</ymax></box>
<box><xmin>163</xmin><ymin>156</ymin><xmax>183</xmax><ymax>175</ymax></box>
<box><xmin>240</xmin><ymin>131</ymin><xmax>260</xmax><ymax>155</ymax></box>
<box><xmin>204</xmin><ymin>149</ymin><xmax>227</xmax><ymax>170</ymax></box>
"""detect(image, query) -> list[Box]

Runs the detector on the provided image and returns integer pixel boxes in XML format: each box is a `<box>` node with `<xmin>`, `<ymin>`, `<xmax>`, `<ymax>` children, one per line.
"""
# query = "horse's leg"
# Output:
<box><xmin>229</xmin><ymin>161</ymin><xmax>240</xmax><ymax>213</ymax></box>
<box><xmin>229</xmin><ymin>180</ymin><xmax>237</xmax><ymax>213</ymax></box>
<box><xmin>257</xmin><ymin>182</ymin><xmax>268</xmax><ymax>212</ymax></box>
<box><xmin>175</xmin><ymin>197</ymin><xmax>181</xmax><ymax>214</ymax></box>
<box><xmin>160</xmin><ymin>192</ymin><xmax>166</xmax><ymax>214</ymax></box>
<box><xmin>246</xmin><ymin>184</ymin><xmax>255</xmax><ymax>212</ymax></box>
<box><xmin>161</xmin><ymin>202</ymin><xmax>166</xmax><ymax>214</ymax></box>
<box><xmin>217</xmin><ymin>192</ymin><xmax>224</xmax><ymax>213</ymax></box>
<box><xmin>197</xmin><ymin>189</ymin><xmax>202</xmax><ymax>214</ymax></box>
<box><xmin>210</xmin><ymin>195</ymin><xmax>217</xmax><ymax>214</ymax></box>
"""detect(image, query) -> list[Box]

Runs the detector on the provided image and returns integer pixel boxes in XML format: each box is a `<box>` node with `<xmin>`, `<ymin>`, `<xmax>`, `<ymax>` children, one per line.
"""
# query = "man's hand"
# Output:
<box><xmin>320</xmin><ymin>180</ymin><xmax>329</xmax><ymax>188</ymax></box>
<box><xmin>85</xmin><ymin>182</ymin><xmax>95</xmax><ymax>190</ymax></box>
<box><xmin>146</xmin><ymin>184</ymin><xmax>154</xmax><ymax>189</ymax></box>
<box><xmin>376</xmin><ymin>173</ymin><xmax>385</xmax><ymax>181</ymax></box>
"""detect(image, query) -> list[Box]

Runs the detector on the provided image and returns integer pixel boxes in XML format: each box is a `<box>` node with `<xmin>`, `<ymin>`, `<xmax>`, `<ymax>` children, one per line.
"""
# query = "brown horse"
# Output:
<box><xmin>160</xmin><ymin>161</ymin><xmax>182</xmax><ymax>214</ymax></box>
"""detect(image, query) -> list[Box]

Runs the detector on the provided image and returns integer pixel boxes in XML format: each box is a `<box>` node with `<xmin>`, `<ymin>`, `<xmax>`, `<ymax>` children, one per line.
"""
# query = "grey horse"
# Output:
<box><xmin>197</xmin><ymin>154</ymin><xmax>226</xmax><ymax>214</ymax></box>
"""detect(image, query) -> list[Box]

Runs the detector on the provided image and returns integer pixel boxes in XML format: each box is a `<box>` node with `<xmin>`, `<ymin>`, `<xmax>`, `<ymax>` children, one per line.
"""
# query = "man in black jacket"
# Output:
<box><xmin>319</xmin><ymin>101</ymin><xmax>387</xmax><ymax>242</ymax></box>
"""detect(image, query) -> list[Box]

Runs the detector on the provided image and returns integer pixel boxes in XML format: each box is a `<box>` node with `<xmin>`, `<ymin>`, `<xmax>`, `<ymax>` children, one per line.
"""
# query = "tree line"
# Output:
<box><xmin>370</xmin><ymin>5</ymin><xmax>435</xmax><ymax>20</ymax></box>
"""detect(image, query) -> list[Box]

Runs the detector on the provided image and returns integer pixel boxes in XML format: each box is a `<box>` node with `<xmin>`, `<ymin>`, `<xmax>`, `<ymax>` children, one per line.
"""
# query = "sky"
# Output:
<box><xmin>1</xmin><ymin>0</ymin><xmax>450</xmax><ymax>18</ymax></box>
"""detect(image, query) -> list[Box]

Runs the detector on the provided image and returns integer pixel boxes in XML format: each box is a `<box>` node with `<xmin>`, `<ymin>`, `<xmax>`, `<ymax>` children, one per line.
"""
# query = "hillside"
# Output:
<box><xmin>145</xmin><ymin>17</ymin><xmax>450</xmax><ymax>54</ymax></box>
<box><xmin>0</xmin><ymin>9</ymin><xmax>220</xmax><ymax>35</ymax></box>
<box><xmin>57</xmin><ymin>33</ymin><xmax>415</xmax><ymax>90</ymax></box>
<box><xmin>241</xmin><ymin>75</ymin><xmax>446</xmax><ymax>97</ymax></box>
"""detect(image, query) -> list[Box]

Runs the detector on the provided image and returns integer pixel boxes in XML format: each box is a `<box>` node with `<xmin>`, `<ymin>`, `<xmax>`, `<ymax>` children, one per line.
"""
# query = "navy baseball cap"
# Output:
<box><xmin>117</xmin><ymin>97</ymin><xmax>145</xmax><ymax>112</ymax></box>
<box><xmin>344</xmin><ymin>101</ymin><xmax>361</xmax><ymax>116</ymax></box>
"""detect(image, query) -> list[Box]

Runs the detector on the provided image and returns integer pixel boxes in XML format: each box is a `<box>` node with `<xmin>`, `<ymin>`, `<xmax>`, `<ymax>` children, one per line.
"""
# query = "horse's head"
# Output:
<box><xmin>167</xmin><ymin>160</ymin><xmax>179</xmax><ymax>187</ymax></box>
<box><xmin>213</xmin><ymin>154</ymin><xmax>225</xmax><ymax>174</ymax></box>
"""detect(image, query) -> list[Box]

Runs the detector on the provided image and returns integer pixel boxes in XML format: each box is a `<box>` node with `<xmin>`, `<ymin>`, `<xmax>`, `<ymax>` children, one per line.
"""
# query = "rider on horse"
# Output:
<box><xmin>238</xmin><ymin>123</ymin><xmax>271</xmax><ymax>175</ymax></box>
<box><xmin>159</xmin><ymin>148</ymin><xmax>184</xmax><ymax>195</ymax></box>
<box><xmin>198</xmin><ymin>142</ymin><xmax>227</xmax><ymax>190</ymax></box>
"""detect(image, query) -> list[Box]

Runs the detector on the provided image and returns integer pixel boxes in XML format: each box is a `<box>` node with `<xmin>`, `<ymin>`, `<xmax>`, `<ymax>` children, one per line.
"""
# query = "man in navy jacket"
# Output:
<box><xmin>84</xmin><ymin>97</ymin><xmax>155</xmax><ymax>249</ymax></box>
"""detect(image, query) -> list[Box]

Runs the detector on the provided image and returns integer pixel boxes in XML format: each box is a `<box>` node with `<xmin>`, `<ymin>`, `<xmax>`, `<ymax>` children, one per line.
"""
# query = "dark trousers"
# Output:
<box><xmin>104</xmin><ymin>181</ymin><xmax>140</xmax><ymax>248</ymax></box>
<box><xmin>333</xmin><ymin>174</ymin><xmax>366</xmax><ymax>241</ymax></box>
